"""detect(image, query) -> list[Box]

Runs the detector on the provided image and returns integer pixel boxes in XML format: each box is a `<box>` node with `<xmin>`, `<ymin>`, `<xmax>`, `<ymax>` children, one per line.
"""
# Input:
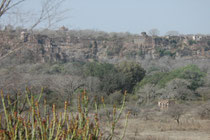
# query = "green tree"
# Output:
<box><xmin>137</xmin><ymin>65</ymin><xmax>205</xmax><ymax>90</ymax></box>
<box><xmin>117</xmin><ymin>61</ymin><xmax>146</xmax><ymax>93</ymax></box>
<box><xmin>83</xmin><ymin>62</ymin><xmax>116</xmax><ymax>78</ymax></box>
<box><xmin>83</xmin><ymin>62</ymin><xmax>123</xmax><ymax>94</ymax></box>
<box><xmin>180</xmin><ymin>65</ymin><xmax>205</xmax><ymax>91</ymax></box>
<box><xmin>83</xmin><ymin>61</ymin><xmax>146</xmax><ymax>94</ymax></box>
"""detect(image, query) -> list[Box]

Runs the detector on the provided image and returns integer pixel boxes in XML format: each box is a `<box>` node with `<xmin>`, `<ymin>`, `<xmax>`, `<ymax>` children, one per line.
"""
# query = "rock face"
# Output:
<box><xmin>0</xmin><ymin>30</ymin><xmax>210</xmax><ymax>64</ymax></box>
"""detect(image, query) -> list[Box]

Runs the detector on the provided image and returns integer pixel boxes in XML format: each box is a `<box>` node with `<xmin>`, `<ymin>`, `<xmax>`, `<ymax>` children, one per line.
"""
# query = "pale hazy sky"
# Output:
<box><xmin>18</xmin><ymin>0</ymin><xmax>210</xmax><ymax>35</ymax></box>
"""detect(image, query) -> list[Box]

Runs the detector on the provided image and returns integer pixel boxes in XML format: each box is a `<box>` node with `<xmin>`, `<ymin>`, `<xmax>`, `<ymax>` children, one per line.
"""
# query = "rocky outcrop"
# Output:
<box><xmin>0</xmin><ymin>30</ymin><xmax>210</xmax><ymax>64</ymax></box>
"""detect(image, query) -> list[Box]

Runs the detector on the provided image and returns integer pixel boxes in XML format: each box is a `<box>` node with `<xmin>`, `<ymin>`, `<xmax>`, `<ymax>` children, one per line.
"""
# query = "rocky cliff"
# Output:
<box><xmin>0</xmin><ymin>30</ymin><xmax>210</xmax><ymax>65</ymax></box>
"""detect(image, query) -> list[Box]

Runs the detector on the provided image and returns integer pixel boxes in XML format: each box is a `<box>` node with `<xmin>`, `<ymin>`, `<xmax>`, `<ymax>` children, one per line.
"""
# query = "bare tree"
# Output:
<box><xmin>0</xmin><ymin>0</ymin><xmax>67</xmax><ymax>29</ymax></box>
<box><xmin>30</xmin><ymin>0</ymin><xmax>68</xmax><ymax>30</ymax></box>
<box><xmin>0</xmin><ymin>0</ymin><xmax>67</xmax><ymax>62</ymax></box>
<box><xmin>57</xmin><ymin>75</ymin><xmax>85</xmax><ymax>102</ymax></box>
<box><xmin>197</xmin><ymin>101</ymin><xmax>210</xmax><ymax>119</ymax></box>
<box><xmin>136</xmin><ymin>84</ymin><xmax>159</xmax><ymax>105</ymax></box>
<box><xmin>0</xmin><ymin>0</ymin><xmax>26</xmax><ymax>19</ymax></box>
<box><xmin>165</xmin><ymin>30</ymin><xmax>179</xmax><ymax>36</ymax></box>
<box><xmin>41</xmin><ymin>75</ymin><xmax>85</xmax><ymax>102</ymax></box>
<box><xmin>148</xmin><ymin>28</ymin><xmax>160</xmax><ymax>37</ymax></box>
<box><xmin>166</xmin><ymin>104</ymin><xmax>185</xmax><ymax>124</ymax></box>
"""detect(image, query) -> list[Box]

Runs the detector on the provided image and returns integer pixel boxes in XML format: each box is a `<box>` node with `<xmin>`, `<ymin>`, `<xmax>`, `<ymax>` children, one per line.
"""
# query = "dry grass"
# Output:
<box><xmin>1</xmin><ymin>88</ymin><xmax>210</xmax><ymax>140</ymax></box>
<box><xmin>115</xmin><ymin>115</ymin><xmax>210</xmax><ymax>140</ymax></box>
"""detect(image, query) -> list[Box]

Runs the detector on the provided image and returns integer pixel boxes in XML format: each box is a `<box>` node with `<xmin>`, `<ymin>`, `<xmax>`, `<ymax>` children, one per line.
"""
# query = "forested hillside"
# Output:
<box><xmin>0</xmin><ymin>29</ymin><xmax>210</xmax><ymax>107</ymax></box>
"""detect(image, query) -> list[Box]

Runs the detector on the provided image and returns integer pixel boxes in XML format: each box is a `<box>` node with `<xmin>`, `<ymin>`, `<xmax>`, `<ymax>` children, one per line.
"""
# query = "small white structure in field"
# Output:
<box><xmin>158</xmin><ymin>99</ymin><xmax>175</xmax><ymax>108</ymax></box>
<box><xmin>20</xmin><ymin>31</ymin><xmax>28</xmax><ymax>42</ymax></box>
<box><xmin>192</xmin><ymin>35</ymin><xmax>202</xmax><ymax>41</ymax></box>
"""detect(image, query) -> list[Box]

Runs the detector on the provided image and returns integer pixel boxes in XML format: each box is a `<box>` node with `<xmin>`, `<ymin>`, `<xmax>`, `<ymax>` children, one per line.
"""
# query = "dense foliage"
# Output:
<box><xmin>83</xmin><ymin>61</ymin><xmax>145</xmax><ymax>94</ymax></box>
<box><xmin>137</xmin><ymin>64</ymin><xmax>206</xmax><ymax>91</ymax></box>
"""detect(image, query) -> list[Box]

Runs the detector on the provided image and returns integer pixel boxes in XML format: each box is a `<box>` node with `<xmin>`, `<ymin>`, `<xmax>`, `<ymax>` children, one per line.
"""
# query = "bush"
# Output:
<box><xmin>125</xmin><ymin>105</ymin><xmax>140</xmax><ymax>117</ymax></box>
<box><xmin>188</xmin><ymin>40</ymin><xmax>197</xmax><ymax>45</ymax></box>
<box><xmin>47</xmin><ymin>64</ymin><xmax>64</xmax><ymax>74</ymax></box>
<box><xmin>197</xmin><ymin>102</ymin><xmax>210</xmax><ymax>119</ymax></box>
<box><xmin>106</xmin><ymin>45</ymin><xmax>122</xmax><ymax>56</ymax></box>
<box><xmin>108</xmin><ymin>91</ymin><xmax>123</xmax><ymax>105</ymax></box>
<box><xmin>166</xmin><ymin>104</ymin><xmax>185</xmax><ymax>124</ymax></box>
<box><xmin>207</xmin><ymin>40</ymin><xmax>210</xmax><ymax>46</ymax></box>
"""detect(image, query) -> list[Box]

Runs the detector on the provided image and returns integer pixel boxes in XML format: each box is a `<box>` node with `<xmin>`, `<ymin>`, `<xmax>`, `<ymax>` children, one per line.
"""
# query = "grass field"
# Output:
<box><xmin>113</xmin><ymin>111</ymin><xmax>210</xmax><ymax>140</ymax></box>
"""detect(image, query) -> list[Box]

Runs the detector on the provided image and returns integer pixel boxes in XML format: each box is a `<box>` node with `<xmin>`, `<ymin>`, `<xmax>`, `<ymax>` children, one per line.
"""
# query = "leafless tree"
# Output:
<box><xmin>0</xmin><ymin>0</ymin><xmax>26</xmax><ymax>19</ymax></box>
<box><xmin>0</xmin><ymin>0</ymin><xmax>67</xmax><ymax>29</ymax></box>
<box><xmin>84</xmin><ymin>76</ymin><xmax>100</xmax><ymax>93</ymax></box>
<box><xmin>148</xmin><ymin>28</ymin><xmax>160</xmax><ymax>37</ymax></box>
<box><xmin>30</xmin><ymin>0</ymin><xmax>68</xmax><ymax>30</ymax></box>
<box><xmin>0</xmin><ymin>69</ymin><xmax>27</xmax><ymax>93</ymax></box>
<box><xmin>161</xmin><ymin>79</ymin><xmax>193</xmax><ymax>100</ymax></box>
<box><xmin>0</xmin><ymin>0</ymin><xmax>67</xmax><ymax>62</ymax></box>
<box><xmin>197</xmin><ymin>101</ymin><xmax>210</xmax><ymax>119</ymax></box>
<box><xmin>38</xmin><ymin>75</ymin><xmax>85</xmax><ymax>103</ymax></box>
<box><xmin>166</xmin><ymin>104</ymin><xmax>185</xmax><ymax>124</ymax></box>
<box><xmin>56</xmin><ymin>75</ymin><xmax>85</xmax><ymax>102</ymax></box>
<box><xmin>136</xmin><ymin>84</ymin><xmax>159</xmax><ymax>105</ymax></box>
<box><xmin>165</xmin><ymin>30</ymin><xmax>179</xmax><ymax>36</ymax></box>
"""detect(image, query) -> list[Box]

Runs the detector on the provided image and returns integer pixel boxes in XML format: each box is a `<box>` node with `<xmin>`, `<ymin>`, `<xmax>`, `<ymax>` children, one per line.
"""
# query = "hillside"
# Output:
<box><xmin>0</xmin><ymin>29</ymin><xmax>210</xmax><ymax>140</ymax></box>
<box><xmin>0</xmin><ymin>29</ymin><xmax>210</xmax><ymax>104</ymax></box>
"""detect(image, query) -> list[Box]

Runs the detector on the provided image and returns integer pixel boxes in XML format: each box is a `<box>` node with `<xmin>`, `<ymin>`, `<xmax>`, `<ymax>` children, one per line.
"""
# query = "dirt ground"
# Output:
<box><xmin>114</xmin><ymin>117</ymin><xmax>210</xmax><ymax>140</ymax></box>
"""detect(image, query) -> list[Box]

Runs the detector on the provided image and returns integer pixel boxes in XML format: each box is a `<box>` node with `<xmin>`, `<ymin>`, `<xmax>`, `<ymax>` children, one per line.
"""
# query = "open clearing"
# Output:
<box><xmin>115</xmin><ymin>118</ymin><xmax>210</xmax><ymax>140</ymax></box>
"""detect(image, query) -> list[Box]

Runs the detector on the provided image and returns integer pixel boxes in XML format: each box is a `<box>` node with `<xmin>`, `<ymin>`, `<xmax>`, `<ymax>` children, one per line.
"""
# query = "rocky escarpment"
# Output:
<box><xmin>0</xmin><ymin>30</ymin><xmax>210</xmax><ymax>65</ymax></box>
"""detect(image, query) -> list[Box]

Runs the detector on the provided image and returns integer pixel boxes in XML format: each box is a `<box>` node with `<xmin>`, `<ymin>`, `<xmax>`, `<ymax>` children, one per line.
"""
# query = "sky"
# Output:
<box><xmin>8</xmin><ymin>0</ymin><xmax>210</xmax><ymax>35</ymax></box>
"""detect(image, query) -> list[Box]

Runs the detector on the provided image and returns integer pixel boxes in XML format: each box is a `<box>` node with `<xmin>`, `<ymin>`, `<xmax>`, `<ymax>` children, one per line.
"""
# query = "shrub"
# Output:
<box><xmin>207</xmin><ymin>40</ymin><xmax>210</xmax><ymax>46</ymax></box>
<box><xmin>166</xmin><ymin>104</ymin><xmax>185</xmax><ymax>124</ymax></box>
<box><xmin>108</xmin><ymin>91</ymin><xmax>123</xmax><ymax>105</ymax></box>
<box><xmin>163</xmin><ymin>50</ymin><xmax>176</xmax><ymax>57</ymax></box>
<box><xmin>125</xmin><ymin>105</ymin><xmax>140</xmax><ymax>117</ymax></box>
<box><xmin>106</xmin><ymin>45</ymin><xmax>122</xmax><ymax>56</ymax></box>
<box><xmin>137</xmin><ymin>49</ymin><xmax>144</xmax><ymax>57</ymax></box>
<box><xmin>197</xmin><ymin>102</ymin><xmax>210</xmax><ymax>119</ymax></box>
<box><xmin>47</xmin><ymin>64</ymin><xmax>64</xmax><ymax>74</ymax></box>
<box><xmin>188</xmin><ymin>40</ymin><xmax>197</xmax><ymax>45</ymax></box>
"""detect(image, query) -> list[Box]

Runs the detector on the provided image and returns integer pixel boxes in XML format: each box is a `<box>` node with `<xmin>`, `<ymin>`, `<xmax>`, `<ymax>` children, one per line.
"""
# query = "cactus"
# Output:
<box><xmin>0</xmin><ymin>89</ymin><xmax>129</xmax><ymax>139</ymax></box>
